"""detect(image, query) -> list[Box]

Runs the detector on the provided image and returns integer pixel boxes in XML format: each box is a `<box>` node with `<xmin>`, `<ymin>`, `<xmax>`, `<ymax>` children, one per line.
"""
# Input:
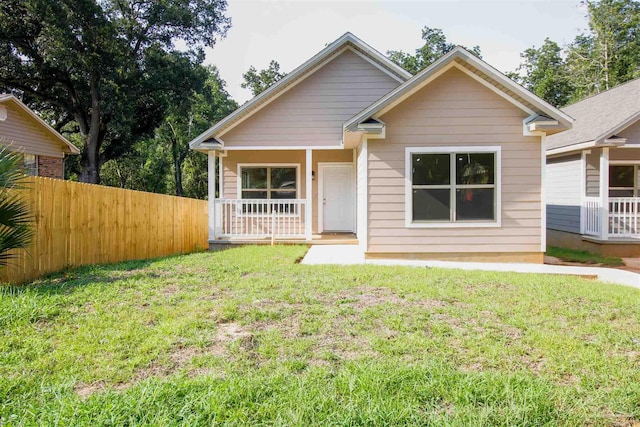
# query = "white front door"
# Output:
<box><xmin>320</xmin><ymin>164</ymin><xmax>355</xmax><ymax>232</ymax></box>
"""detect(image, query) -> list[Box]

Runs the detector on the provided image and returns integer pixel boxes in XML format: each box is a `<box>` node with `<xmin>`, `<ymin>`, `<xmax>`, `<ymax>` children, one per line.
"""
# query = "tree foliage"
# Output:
<box><xmin>513</xmin><ymin>0</ymin><xmax>640</xmax><ymax>106</ymax></box>
<box><xmin>0</xmin><ymin>0</ymin><xmax>230</xmax><ymax>184</ymax></box>
<box><xmin>512</xmin><ymin>38</ymin><xmax>574</xmax><ymax>107</ymax></box>
<box><xmin>241</xmin><ymin>60</ymin><xmax>286</xmax><ymax>96</ymax></box>
<box><xmin>0</xmin><ymin>145</ymin><xmax>33</xmax><ymax>266</ymax></box>
<box><xmin>156</xmin><ymin>65</ymin><xmax>237</xmax><ymax>197</ymax></box>
<box><xmin>388</xmin><ymin>27</ymin><xmax>481</xmax><ymax>75</ymax></box>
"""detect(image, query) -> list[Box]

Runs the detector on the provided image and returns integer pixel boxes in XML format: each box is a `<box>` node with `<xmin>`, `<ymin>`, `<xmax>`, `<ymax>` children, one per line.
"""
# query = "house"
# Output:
<box><xmin>546</xmin><ymin>78</ymin><xmax>640</xmax><ymax>257</ymax></box>
<box><xmin>0</xmin><ymin>94</ymin><xmax>79</xmax><ymax>178</ymax></box>
<box><xmin>190</xmin><ymin>33</ymin><xmax>572</xmax><ymax>263</ymax></box>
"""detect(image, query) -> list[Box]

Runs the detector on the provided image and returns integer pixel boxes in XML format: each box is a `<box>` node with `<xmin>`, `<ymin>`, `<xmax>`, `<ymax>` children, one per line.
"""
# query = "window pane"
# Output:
<box><xmin>241</xmin><ymin>190</ymin><xmax>268</xmax><ymax>199</ymax></box>
<box><xmin>413</xmin><ymin>189</ymin><xmax>450</xmax><ymax>221</ymax></box>
<box><xmin>271</xmin><ymin>191</ymin><xmax>296</xmax><ymax>199</ymax></box>
<box><xmin>242</xmin><ymin>168</ymin><xmax>267</xmax><ymax>189</ymax></box>
<box><xmin>456</xmin><ymin>153</ymin><xmax>494</xmax><ymax>185</ymax></box>
<box><xmin>610</xmin><ymin>189</ymin><xmax>634</xmax><ymax>197</ymax></box>
<box><xmin>23</xmin><ymin>154</ymin><xmax>37</xmax><ymax>176</ymax></box>
<box><xmin>271</xmin><ymin>168</ymin><xmax>296</xmax><ymax>190</ymax></box>
<box><xmin>412</xmin><ymin>154</ymin><xmax>450</xmax><ymax>185</ymax></box>
<box><xmin>610</xmin><ymin>165</ymin><xmax>634</xmax><ymax>188</ymax></box>
<box><xmin>456</xmin><ymin>189</ymin><xmax>495</xmax><ymax>221</ymax></box>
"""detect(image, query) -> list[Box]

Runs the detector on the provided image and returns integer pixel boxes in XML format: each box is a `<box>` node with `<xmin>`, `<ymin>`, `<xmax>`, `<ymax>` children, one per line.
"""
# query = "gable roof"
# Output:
<box><xmin>546</xmin><ymin>78</ymin><xmax>640</xmax><ymax>152</ymax></box>
<box><xmin>344</xmin><ymin>46</ymin><xmax>574</xmax><ymax>132</ymax></box>
<box><xmin>189</xmin><ymin>32</ymin><xmax>412</xmax><ymax>150</ymax></box>
<box><xmin>0</xmin><ymin>94</ymin><xmax>80</xmax><ymax>155</ymax></box>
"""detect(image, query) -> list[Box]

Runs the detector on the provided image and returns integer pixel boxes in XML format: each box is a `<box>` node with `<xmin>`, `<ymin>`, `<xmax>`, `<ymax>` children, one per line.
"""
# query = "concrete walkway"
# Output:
<box><xmin>301</xmin><ymin>245</ymin><xmax>640</xmax><ymax>289</ymax></box>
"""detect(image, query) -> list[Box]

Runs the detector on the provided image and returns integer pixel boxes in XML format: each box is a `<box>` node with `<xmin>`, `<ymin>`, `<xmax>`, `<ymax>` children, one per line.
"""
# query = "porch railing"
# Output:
<box><xmin>582</xmin><ymin>197</ymin><xmax>640</xmax><ymax>238</ymax></box>
<box><xmin>609</xmin><ymin>197</ymin><xmax>640</xmax><ymax>237</ymax></box>
<box><xmin>213</xmin><ymin>199</ymin><xmax>306</xmax><ymax>239</ymax></box>
<box><xmin>583</xmin><ymin>197</ymin><xmax>601</xmax><ymax>237</ymax></box>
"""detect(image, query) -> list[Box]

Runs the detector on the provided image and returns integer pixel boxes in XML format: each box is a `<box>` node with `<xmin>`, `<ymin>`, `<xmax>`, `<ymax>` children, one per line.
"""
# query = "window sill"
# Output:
<box><xmin>405</xmin><ymin>221</ymin><xmax>501</xmax><ymax>228</ymax></box>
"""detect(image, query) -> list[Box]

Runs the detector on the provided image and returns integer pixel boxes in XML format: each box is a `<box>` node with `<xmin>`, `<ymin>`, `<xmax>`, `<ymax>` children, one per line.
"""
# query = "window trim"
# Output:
<box><xmin>236</xmin><ymin>163</ymin><xmax>301</xmax><ymax>217</ymax></box>
<box><xmin>404</xmin><ymin>146</ymin><xmax>502</xmax><ymax>228</ymax></box>
<box><xmin>609</xmin><ymin>162</ymin><xmax>640</xmax><ymax>197</ymax></box>
<box><xmin>236</xmin><ymin>163</ymin><xmax>301</xmax><ymax>200</ymax></box>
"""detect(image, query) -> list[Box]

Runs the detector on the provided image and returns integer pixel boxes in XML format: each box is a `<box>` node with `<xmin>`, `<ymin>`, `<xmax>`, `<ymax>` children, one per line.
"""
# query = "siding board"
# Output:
<box><xmin>368</xmin><ymin>67</ymin><xmax>541</xmax><ymax>255</ymax></box>
<box><xmin>222</xmin><ymin>50</ymin><xmax>401</xmax><ymax>147</ymax></box>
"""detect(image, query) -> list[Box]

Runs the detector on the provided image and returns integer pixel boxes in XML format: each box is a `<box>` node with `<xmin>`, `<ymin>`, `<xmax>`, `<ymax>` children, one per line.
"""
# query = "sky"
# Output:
<box><xmin>203</xmin><ymin>0</ymin><xmax>590</xmax><ymax>104</ymax></box>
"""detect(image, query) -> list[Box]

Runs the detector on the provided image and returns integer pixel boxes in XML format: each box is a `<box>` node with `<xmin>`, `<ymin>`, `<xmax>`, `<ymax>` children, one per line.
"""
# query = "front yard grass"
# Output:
<box><xmin>1</xmin><ymin>245</ymin><xmax>640</xmax><ymax>426</ymax></box>
<box><xmin>547</xmin><ymin>246</ymin><xmax>625</xmax><ymax>266</ymax></box>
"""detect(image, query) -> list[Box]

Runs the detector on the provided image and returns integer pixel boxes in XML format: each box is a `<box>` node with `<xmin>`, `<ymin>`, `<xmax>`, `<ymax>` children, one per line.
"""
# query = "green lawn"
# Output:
<box><xmin>546</xmin><ymin>246</ymin><xmax>625</xmax><ymax>266</ymax></box>
<box><xmin>1</xmin><ymin>246</ymin><xmax>640</xmax><ymax>426</ymax></box>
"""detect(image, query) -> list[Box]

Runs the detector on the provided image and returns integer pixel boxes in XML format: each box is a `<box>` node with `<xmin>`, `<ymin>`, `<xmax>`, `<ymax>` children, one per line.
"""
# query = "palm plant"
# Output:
<box><xmin>0</xmin><ymin>145</ymin><xmax>33</xmax><ymax>266</ymax></box>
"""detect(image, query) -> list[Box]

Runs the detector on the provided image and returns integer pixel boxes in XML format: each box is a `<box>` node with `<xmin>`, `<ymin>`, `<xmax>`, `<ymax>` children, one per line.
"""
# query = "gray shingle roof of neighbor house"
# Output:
<box><xmin>546</xmin><ymin>77</ymin><xmax>640</xmax><ymax>152</ymax></box>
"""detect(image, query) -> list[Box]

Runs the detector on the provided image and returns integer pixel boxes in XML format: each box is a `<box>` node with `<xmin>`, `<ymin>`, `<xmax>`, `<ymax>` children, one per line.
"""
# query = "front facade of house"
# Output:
<box><xmin>546</xmin><ymin>78</ymin><xmax>640</xmax><ymax>256</ymax></box>
<box><xmin>0</xmin><ymin>94</ymin><xmax>79</xmax><ymax>179</ymax></box>
<box><xmin>191</xmin><ymin>33</ymin><xmax>571</xmax><ymax>263</ymax></box>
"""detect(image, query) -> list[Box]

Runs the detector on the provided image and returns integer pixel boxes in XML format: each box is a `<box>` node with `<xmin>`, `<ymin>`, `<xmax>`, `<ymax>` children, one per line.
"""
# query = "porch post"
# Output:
<box><xmin>208</xmin><ymin>150</ymin><xmax>217</xmax><ymax>241</ymax></box>
<box><xmin>599</xmin><ymin>147</ymin><xmax>609</xmax><ymax>240</ymax></box>
<box><xmin>305</xmin><ymin>149</ymin><xmax>312</xmax><ymax>240</ymax></box>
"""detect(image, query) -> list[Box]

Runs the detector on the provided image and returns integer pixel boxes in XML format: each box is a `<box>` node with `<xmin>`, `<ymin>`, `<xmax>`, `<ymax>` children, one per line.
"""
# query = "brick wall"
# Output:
<box><xmin>37</xmin><ymin>155</ymin><xmax>64</xmax><ymax>179</ymax></box>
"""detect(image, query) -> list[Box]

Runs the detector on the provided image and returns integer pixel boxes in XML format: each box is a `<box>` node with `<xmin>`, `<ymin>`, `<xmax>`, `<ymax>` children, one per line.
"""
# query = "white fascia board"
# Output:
<box><xmin>595</xmin><ymin>111</ymin><xmax>640</xmax><ymax>145</ymax></box>
<box><xmin>461</xmin><ymin>51</ymin><xmax>574</xmax><ymax>128</ymax></box>
<box><xmin>189</xmin><ymin>32</ymin><xmax>411</xmax><ymax>150</ymax></box>
<box><xmin>345</xmin><ymin>46</ymin><xmax>574</xmax><ymax>132</ymax></box>
<box><xmin>0</xmin><ymin>95</ymin><xmax>80</xmax><ymax>154</ymax></box>
<box><xmin>546</xmin><ymin>141</ymin><xmax>597</xmax><ymax>156</ymax></box>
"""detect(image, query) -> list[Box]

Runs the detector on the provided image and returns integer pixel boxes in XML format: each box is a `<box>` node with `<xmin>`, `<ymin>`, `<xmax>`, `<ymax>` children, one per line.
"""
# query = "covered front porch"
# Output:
<box><xmin>581</xmin><ymin>146</ymin><xmax>640</xmax><ymax>241</ymax></box>
<box><xmin>207</xmin><ymin>147</ymin><xmax>358</xmax><ymax>244</ymax></box>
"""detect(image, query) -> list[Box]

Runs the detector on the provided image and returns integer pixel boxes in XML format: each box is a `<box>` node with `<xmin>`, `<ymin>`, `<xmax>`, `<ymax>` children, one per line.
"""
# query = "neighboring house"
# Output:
<box><xmin>0</xmin><ymin>94</ymin><xmax>79</xmax><ymax>178</ymax></box>
<box><xmin>546</xmin><ymin>78</ymin><xmax>640</xmax><ymax>257</ymax></box>
<box><xmin>190</xmin><ymin>33</ymin><xmax>572</xmax><ymax>263</ymax></box>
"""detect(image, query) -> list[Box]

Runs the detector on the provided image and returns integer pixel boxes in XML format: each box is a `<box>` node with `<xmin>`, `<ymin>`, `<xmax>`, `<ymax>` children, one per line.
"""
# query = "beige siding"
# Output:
<box><xmin>610</xmin><ymin>147</ymin><xmax>640</xmax><ymax>161</ymax></box>
<box><xmin>221</xmin><ymin>50</ymin><xmax>401</xmax><ymax>147</ymax></box>
<box><xmin>0</xmin><ymin>103</ymin><xmax>65</xmax><ymax>158</ymax></box>
<box><xmin>619</xmin><ymin>119</ymin><xmax>640</xmax><ymax>144</ymax></box>
<box><xmin>368</xmin><ymin>67</ymin><xmax>542</xmax><ymax>254</ymax></box>
<box><xmin>586</xmin><ymin>149</ymin><xmax>600</xmax><ymax>197</ymax></box>
<box><xmin>222</xmin><ymin>149</ymin><xmax>353</xmax><ymax>233</ymax></box>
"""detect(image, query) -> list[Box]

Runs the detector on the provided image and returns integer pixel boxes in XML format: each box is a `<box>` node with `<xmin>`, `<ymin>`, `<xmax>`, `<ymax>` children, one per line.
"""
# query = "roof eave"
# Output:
<box><xmin>189</xmin><ymin>32</ymin><xmax>412</xmax><ymax>150</ymax></box>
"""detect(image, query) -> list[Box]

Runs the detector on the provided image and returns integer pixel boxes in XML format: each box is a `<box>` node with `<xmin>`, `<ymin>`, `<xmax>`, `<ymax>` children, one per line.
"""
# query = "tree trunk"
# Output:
<box><xmin>79</xmin><ymin>134</ymin><xmax>101</xmax><ymax>184</ymax></box>
<box><xmin>174</xmin><ymin>156</ymin><xmax>184</xmax><ymax>197</ymax></box>
<box><xmin>79</xmin><ymin>74</ymin><xmax>103</xmax><ymax>184</ymax></box>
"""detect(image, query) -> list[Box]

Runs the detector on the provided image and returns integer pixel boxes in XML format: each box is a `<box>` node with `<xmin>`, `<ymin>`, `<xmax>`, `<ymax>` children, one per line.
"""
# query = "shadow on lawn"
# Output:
<box><xmin>1</xmin><ymin>256</ymin><xmax>173</xmax><ymax>296</ymax></box>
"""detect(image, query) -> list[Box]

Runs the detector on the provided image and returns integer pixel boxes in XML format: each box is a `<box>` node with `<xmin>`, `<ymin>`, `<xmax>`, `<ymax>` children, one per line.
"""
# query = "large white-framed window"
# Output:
<box><xmin>405</xmin><ymin>146</ymin><xmax>501</xmax><ymax>228</ymax></box>
<box><xmin>236</xmin><ymin>163</ymin><xmax>300</xmax><ymax>214</ymax></box>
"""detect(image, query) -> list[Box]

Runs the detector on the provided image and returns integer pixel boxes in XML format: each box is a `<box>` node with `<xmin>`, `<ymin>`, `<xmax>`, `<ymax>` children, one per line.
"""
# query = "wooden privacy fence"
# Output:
<box><xmin>1</xmin><ymin>177</ymin><xmax>208</xmax><ymax>284</ymax></box>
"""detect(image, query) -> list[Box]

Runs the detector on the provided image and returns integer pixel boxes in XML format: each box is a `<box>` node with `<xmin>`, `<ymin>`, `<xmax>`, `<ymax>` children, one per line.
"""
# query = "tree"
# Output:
<box><xmin>387</xmin><ymin>27</ymin><xmax>482</xmax><ymax>74</ymax></box>
<box><xmin>157</xmin><ymin>66</ymin><xmax>237</xmax><ymax>197</ymax></box>
<box><xmin>0</xmin><ymin>145</ymin><xmax>33</xmax><ymax>266</ymax></box>
<box><xmin>566</xmin><ymin>0</ymin><xmax>640</xmax><ymax>101</ymax></box>
<box><xmin>512</xmin><ymin>38</ymin><xmax>574</xmax><ymax>107</ymax></box>
<box><xmin>241</xmin><ymin>60</ymin><xmax>286</xmax><ymax>96</ymax></box>
<box><xmin>0</xmin><ymin>0</ymin><xmax>230</xmax><ymax>184</ymax></box>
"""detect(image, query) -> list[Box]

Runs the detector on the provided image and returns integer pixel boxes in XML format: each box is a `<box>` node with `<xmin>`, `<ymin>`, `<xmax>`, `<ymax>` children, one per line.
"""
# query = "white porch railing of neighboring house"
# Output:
<box><xmin>213</xmin><ymin>199</ymin><xmax>307</xmax><ymax>239</ymax></box>
<box><xmin>609</xmin><ymin>197</ymin><xmax>640</xmax><ymax>237</ymax></box>
<box><xmin>583</xmin><ymin>197</ymin><xmax>640</xmax><ymax>238</ymax></box>
<box><xmin>583</xmin><ymin>197</ymin><xmax>602</xmax><ymax>237</ymax></box>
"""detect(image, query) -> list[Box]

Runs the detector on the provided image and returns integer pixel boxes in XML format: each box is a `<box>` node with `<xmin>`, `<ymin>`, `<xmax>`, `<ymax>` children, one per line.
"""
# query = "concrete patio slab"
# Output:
<box><xmin>301</xmin><ymin>245</ymin><xmax>640</xmax><ymax>289</ymax></box>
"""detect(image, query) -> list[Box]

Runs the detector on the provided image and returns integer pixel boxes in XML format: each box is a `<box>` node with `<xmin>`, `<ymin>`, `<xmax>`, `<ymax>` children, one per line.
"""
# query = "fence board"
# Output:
<box><xmin>1</xmin><ymin>177</ymin><xmax>208</xmax><ymax>284</ymax></box>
